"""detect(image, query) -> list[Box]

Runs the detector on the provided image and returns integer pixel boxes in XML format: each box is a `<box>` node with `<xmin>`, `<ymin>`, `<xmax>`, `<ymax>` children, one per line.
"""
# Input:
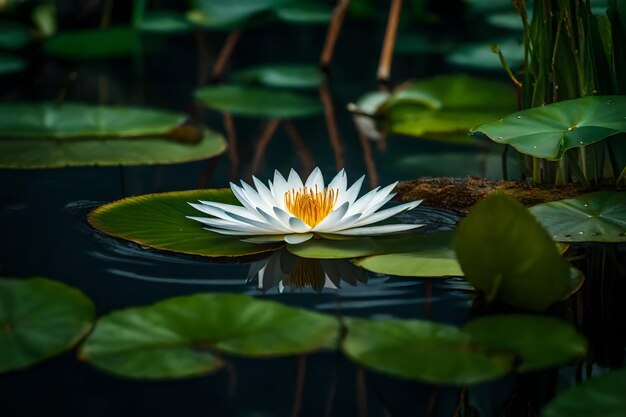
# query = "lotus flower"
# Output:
<box><xmin>188</xmin><ymin>168</ymin><xmax>423</xmax><ymax>244</ymax></box>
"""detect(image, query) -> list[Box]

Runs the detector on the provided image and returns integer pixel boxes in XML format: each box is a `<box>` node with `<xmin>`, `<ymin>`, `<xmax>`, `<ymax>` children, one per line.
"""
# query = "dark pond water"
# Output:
<box><xmin>1</xmin><ymin>4</ymin><xmax>623</xmax><ymax>417</ymax></box>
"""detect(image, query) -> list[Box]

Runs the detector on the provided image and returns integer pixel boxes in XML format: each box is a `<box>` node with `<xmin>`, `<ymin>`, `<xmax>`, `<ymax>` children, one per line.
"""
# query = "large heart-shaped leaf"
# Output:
<box><xmin>453</xmin><ymin>194</ymin><xmax>572</xmax><ymax>311</ymax></box>
<box><xmin>530</xmin><ymin>191</ymin><xmax>626</xmax><ymax>242</ymax></box>
<box><xmin>541</xmin><ymin>368</ymin><xmax>626</xmax><ymax>417</ymax></box>
<box><xmin>0</xmin><ymin>277</ymin><xmax>95</xmax><ymax>373</ymax></box>
<box><xmin>464</xmin><ymin>315</ymin><xmax>587</xmax><ymax>372</ymax></box>
<box><xmin>342</xmin><ymin>317</ymin><xmax>513</xmax><ymax>385</ymax></box>
<box><xmin>195</xmin><ymin>85</ymin><xmax>323</xmax><ymax>118</ymax></box>
<box><xmin>80</xmin><ymin>293</ymin><xmax>339</xmax><ymax>379</ymax></box>
<box><xmin>88</xmin><ymin>189</ymin><xmax>279</xmax><ymax>258</ymax></box>
<box><xmin>470</xmin><ymin>96</ymin><xmax>626</xmax><ymax>160</ymax></box>
<box><xmin>231</xmin><ymin>64</ymin><xmax>323</xmax><ymax>89</ymax></box>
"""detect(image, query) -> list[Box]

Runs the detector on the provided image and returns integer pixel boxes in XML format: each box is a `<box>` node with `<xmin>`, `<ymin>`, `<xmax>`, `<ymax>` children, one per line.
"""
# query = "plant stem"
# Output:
<box><xmin>377</xmin><ymin>0</ymin><xmax>403</xmax><ymax>83</ymax></box>
<box><xmin>320</xmin><ymin>0</ymin><xmax>350</xmax><ymax>69</ymax></box>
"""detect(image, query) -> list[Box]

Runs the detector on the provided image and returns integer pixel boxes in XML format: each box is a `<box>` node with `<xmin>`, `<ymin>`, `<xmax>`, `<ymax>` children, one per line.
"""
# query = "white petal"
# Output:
<box><xmin>304</xmin><ymin>167</ymin><xmax>324</xmax><ymax>190</ymax></box>
<box><xmin>271</xmin><ymin>170</ymin><xmax>290</xmax><ymax>208</ymax></box>
<box><xmin>253</xmin><ymin>176</ymin><xmax>280</xmax><ymax>208</ymax></box>
<box><xmin>312</xmin><ymin>201</ymin><xmax>349</xmax><ymax>231</ymax></box>
<box><xmin>256</xmin><ymin>207</ymin><xmax>291</xmax><ymax>231</ymax></box>
<box><xmin>223</xmin><ymin>210</ymin><xmax>279</xmax><ymax>232</ymax></box>
<box><xmin>288</xmin><ymin>217</ymin><xmax>312</xmax><ymax>233</ymax></box>
<box><xmin>322</xmin><ymin>213</ymin><xmax>362</xmax><ymax>232</ymax></box>
<box><xmin>284</xmin><ymin>233</ymin><xmax>314</xmax><ymax>244</ymax></box>
<box><xmin>230</xmin><ymin>183</ymin><xmax>264</xmax><ymax>220</ymax></box>
<box><xmin>327</xmin><ymin>169</ymin><xmax>347</xmax><ymax>195</ymax></box>
<box><xmin>202</xmin><ymin>227</ymin><xmax>281</xmax><ymax>236</ymax></box>
<box><xmin>239</xmin><ymin>180</ymin><xmax>273</xmax><ymax>212</ymax></box>
<box><xmin>332</xmin><ymin>223</ymin><xmax>423</xmax><ymax>236</ymax></box>
<box><xmin>346</xmin><ymin>186</ymin><xmax>381</xmax><ymax>215</ymax></box>
<box><xmin>350</xmin><ymin>200</ymin><xmax>422</xmax><ymax>228</ymax></box>
<box><xmin>192</xmin><ymin>201</ymin><xmax>257</xmax><ymax>221</ymax></box>
<box><xmin>273</xmin><ymin>206</ymin><xmax>295</xmax><ymax>227</ymax></box>
<box><xmin>187</xmin><ymin>216</ymin><xmax>271</xmax><ymax>233</ymax></box>
<box><xmin>350</xmin><ymin>182</ymin><xmax>396</xmax><ymax>215</ymax></box>
<box><xmin>339</xmin><ymin>175</ymin><xmax>364</xmax><ymax>206</ymax></box>
<box><xmin>287</xmin><ymin>168</ymin><xmax>304</xmax><ymax>190</ymax></box>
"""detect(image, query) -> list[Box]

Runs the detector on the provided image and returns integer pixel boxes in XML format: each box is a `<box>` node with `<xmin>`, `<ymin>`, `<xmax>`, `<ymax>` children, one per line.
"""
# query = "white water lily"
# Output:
<box><xmin>187</xmin><ymin>167</ymin><xmax>423</xmax><ymax>244</ymax></box>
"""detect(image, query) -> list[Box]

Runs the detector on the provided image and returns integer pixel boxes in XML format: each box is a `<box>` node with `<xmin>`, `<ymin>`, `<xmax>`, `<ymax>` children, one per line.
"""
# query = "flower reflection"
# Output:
<box><xmin>247</xmin><ymin>248</ymin><xmax>367</xmax><ymax>293</ymax></box>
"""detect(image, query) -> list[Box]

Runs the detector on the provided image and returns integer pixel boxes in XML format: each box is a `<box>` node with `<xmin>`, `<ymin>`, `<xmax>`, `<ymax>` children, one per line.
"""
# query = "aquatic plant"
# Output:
<box><xmin>187</xmin><ymin>167</ymin><xmax>423</xmax><ymax>244</ymax></box>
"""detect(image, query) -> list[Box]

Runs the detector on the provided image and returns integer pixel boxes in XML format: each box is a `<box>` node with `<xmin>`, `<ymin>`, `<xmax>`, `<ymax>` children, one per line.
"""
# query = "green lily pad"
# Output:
<box><xmin>354</xmin><ymin>75</ymin><xmax>516</xmax><ymax>142</ymax></box>
<box><xmin>530</xmin><ymin>191</ymin><xmax>626</xmax><ymax>242</ymax></box>
<box><xmin>352</xmin><ymin>232</ymin><xmax>463</xmax><ymax>277</ymax></box>
<box><xmin>80</xmin><ymin>293</ymin><xmax>339</xmax><ymax>379</ymax></box>
<box><xmin>231</xmin><ymin>64</ymin><xmax>323</xmax><ymax>89</ymax></box>
<box><xmin>0</xmin><ymin>277</ymin><xmax>95</xmax><ymax>373</ymax></box>
<box><xmin>274</xmin><ymin>2</ymin><xmax>333</xmax><ymax>24</ymax></box>
<box><xmin>0</xmin><ymin>102</ymin><xmax>185</xmax><ymax>138</ymax></box>
<box><xmin>470</xmin><ymin>96</ymin><xmax>626</xmax><ymax>160</ymax></box>
<box><xmin>139</xmin><ymin>12</ymin><xmax>194</xmax><ymax>33</ymax></box>
<box><xmin>287</xmin><ymin>236</ymin><xmax>381</xmax><ymax>259</ymax></box>
<box><xmin>541</xmin><ymin>368</ymin><xmax>626</xmax><ymax>417</ymax></box>
<box><xmin>0</xmin><ymin>20</ymin><xmax>30</xmax><ymax>50</ymax></box>
<box><xmin>195</xmin><ymin>85</ymin><xmax>323</xmax><ymax>118</ymax></box>
<box><xmin>187</xmin><ymin>0</ymin><xmax>292</xmax><ymax>29</ymax></box>
<box><xmin>342</xmin><ymin>317</ymin><xmax>512</xmax><ymax>385</ymax></box>
<box><xmin>44</xmin><ymin>27</ymin><xmax>142</xmax><ymax>59</ymax></box>
<box><xmin>453</xmin><ymin>194</ymin><xmax>572</xmax><ymax>312</ymax></box>
<box><xmin>88</xmin><ymin>189</ymin><xmax>279</xmax><ymax>258</ymax></box>
<box><xmin>447</xmin><ymin>39</ymin><xmax>524</xmax><ymax>71</ymax></box>
<box><xmin>0</xmin><ymin>53</ymin><xmax>26</xmax><ymax>75</ymax></box>
<box><xmin>464</xmin><ymin>315</ymin><xmax>587</xmax><ymax>372</ymax></box>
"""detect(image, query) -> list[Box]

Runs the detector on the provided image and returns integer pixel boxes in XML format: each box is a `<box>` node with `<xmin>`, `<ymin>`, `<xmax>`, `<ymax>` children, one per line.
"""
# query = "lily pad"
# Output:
<box><xmin>352</xmin><ymin>232</ymin><xmax>463</xmax><ymax>277</ymax></box>
<box><xmin>0</xmin><ymin>277</ymin><xmax>95</xmax><ymax>373</ymax></box>
<box><xmin>231</xmin><ymin>64</ymin><xmax>323</xmax><ymax>89</ymax></box>
<box><xmin>342</xmin><ymin>317</ymin><xmax>512</xmax><ymax>385</ymax></box>
<box><xmin>541</xmin><ymin>368</ymin><xmax>626</xmax><ymax>417</ymax></box>
<box><xmin>274</xmin><ymin>2</ymin><xmax>333</xmax><ymax>24</ymax></box>
<box><xmin>195</xmin><ymin>85</ymin><xmax>323</xmax><ymax>118</ymax></box>
<box><xmin>464</xmin><ymin>315</ymin><xmax>587</xmax><ymax>372</ymax></box>
<box><xmin>80</xmin><ymin>293</ymin><xmax>339</xmax><ymax>379</ymax></box>
<box><xmin>139</xmin><ymin>12</ymin><xmax>194</xmax><ymax>33</ymax></box>
<box><xmin>0</xmin><ymin>102</ymin><xmax>185</xmax><ymax>138</ymax></box>
<box><xmin>187</xmin><ymin>0</ymin><xmax>293</xmax><ymax>29</ymax></box>
<box><xmin>88</xmin><ymin>189</ymin><xmax>279</xmax><ymax>258</ymax></box>
<box><xmin>447</xmin><ymin>39</ymin><xmax>524</xmax><ymax>71</ymax></box>
<box><xmin>530</xmin><ymin>191</ymin><xmax>626</xmax><ymax>242</ymax></box>
<box><xmin>287</xmin><ymin>236</ymin><xmax>381</xmax><ymax>259</ymax></box>
<box><xmin>470</xmin><ymin>96</ymin><xmax>626</xmax><ymax>160</ymax></box>
<box><xmin>0</xmin><ymin>53</ymin><xmax>26</xmax><ymax>75</ymax></box>
<box><xmin>354</xmin><ymin>75</ymin><xmax>516</xmax><ymax>142</ymax></box>
<box><xmin>44</xmin><ymin>27</ymin><xmax>142</xmax><ymax>59</ymax></box>
<box><xmin>453</xmin><ymin>194</ymin><xmax>572</xmax><ymax>312</ymax></box>
<box><xmin>0</xmin><ymin>20</ymin><xmax>30</xmax><ymax>50</ymax></box>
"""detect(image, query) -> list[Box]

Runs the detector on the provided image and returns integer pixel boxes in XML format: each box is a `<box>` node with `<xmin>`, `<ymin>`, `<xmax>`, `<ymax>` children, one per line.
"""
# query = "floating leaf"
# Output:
<box><xmin>530</xmin><ymin>191</ymin><xmax>626</xmax><ymax>242</ymax></box>
<box><xmin>464</xmin><ymin>315</ymin><xmax>587</xmax><ymax>372</ymax></box>
<box><xmin>353</xmin><ymin>233</ymin><xmax>462</xmax><ymax>277</ymax></box>
<box><xmin>287</xmin><ymin>236</ymin><xmax>381</xmax><ymax>259</ymax></box>
<box><xmin>195</xmin><ymin>85</ymin><xmax>323</xmax><ymax>118</ymax></box>
<box><xmin>470</xmin><ymin>96</ymin><xmax>626</xmax><ymax>160</ymax></box>
<box><xmin>0</xmin><ymin>20</ymin><xmax>30</xmax><ymax>50</ymax></box>
<box><xmin>187</xmin><ymin>0</ymin><xmax>292</xmax><ymax>29</ymax></box>
<box><xmin>88</xmin><ymin>189</ymin><xmax>279</xmax><ymax>258</ymax></box>
<box><xmin>139</xmin><ymin>12</ymin><xmax>194</xmax><ymax>33</ymax></box>
<box><xmin>447</xmin><ymin>39</ymin><xmax>524</xmax><ymax>71</ymax></box>
<box><xmin>453</xmin><ymin>194</ymin><xmax>572</xmax><ymax>311</ymax></box>
<box><xmin>231</xmin><ymin>64</ymin><xmax>323</xmax><ymax>89</ymax></box>
<box><xmin>80</xmin><ymin>293</ymin><xmax>339</xmax><ymax>379</ymax></box>
<box><xmin>0</xmin><ymin>277</ymin><xmax>95</xmax><ymax>373</ymax></box>
<box><xmin>541</xmin><ymin>368</ymin><xmax>626</xmax><ymax>417</ymax></box>
<box><xmin>44</xmin><ymin>27</ymin><xmax>143</xmax><ymax>59</ymax></box>
<box><xmin>0</xmin><ymin>102</ymin><xmax>185</xmax><ymax>138</ymax></box>
<box><xmin>342</xmin><ymin>317</ymin><xmax>512</xmax><ymax>385</ymax></box>
<box><xmin>274</xmin><ymin>2</ymin><xmax>333</xmax><ymax>24</ymax></box>
<box><xmin>0</xmin><ymin>53</ymin><xmax>26</xmax><ymax>75</ymax></box>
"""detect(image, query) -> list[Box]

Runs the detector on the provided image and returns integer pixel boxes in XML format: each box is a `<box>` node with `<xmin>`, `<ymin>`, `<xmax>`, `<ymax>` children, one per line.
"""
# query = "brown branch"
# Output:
<box><xmin>223</xmin><ymin>113</ymin><xmax>240</xmax><ymax>181</ymax></box>
<box><xmin>283</xmin><ymin>121</ymin><xmax>315</xmax><ymax>173</ymax></box>
<box><xmin>319</xmin><ymin>82</ymin><xmax>345</xmax><ymax>170</ymax></box>
<box><xmin>320</xmin><ymin>0</ymin><xmax>350</xmax><ymax>69</ymax></box>
<box><xmin>211</xmin><ymin>30</ymin><xmax>241</xmax><ymax>81</ymax></box>
<box><xmin>250</xmin><ymin>119</ymin><xmax>281</xmax><ymax>176</ymax></box>
<box><xmin>377</xmin><ymin>0</ymin><xmax>403</xmax><ymax>83</ymax></box>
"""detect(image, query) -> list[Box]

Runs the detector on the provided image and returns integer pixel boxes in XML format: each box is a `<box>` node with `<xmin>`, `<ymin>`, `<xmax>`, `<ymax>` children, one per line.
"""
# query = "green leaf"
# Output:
<box><xmin>195</xmin><ymin>85</ymin><xmax>323</xmax><ymax>118</ymax></box>
<box><xmin>464</xmin><ymin>314</ymin><xmax>587</xmax><ymax>373</ymax></box>
<box><xmin>448</xmin><ymin>39</ymin><xmax>524</xmax><ymax>71</ymax></box>
<box><xmin>470</xmin><ymin>96</ymin><xmax>626</xmax><ymax>160</ymax></box>
<box><xmin>352</xmin><ymin>232</ymin><xmax>463</xmax><ymax>277</ymax></box>
<box><xmin>139</xmin><ymin>12</ymin><xmax>194</xmax><ymax>33</ymax></box>
<box><xmin>541</xmin><ymin>368</ymin><xmax>626</xmax><ymax>417</ymax></box>
<box><xmin>231</xmin><ymin>63</ymin><xmax>323</xmax><ymax>89</ymax></box>
<box><xmin>341</xmin><ymin>317</ymin><xmax>513</xmax><ymax>385</ymax></box>
<box><xmin>0</xmin><ymin>53</ymin><xmax>26</xmax><ymax>75</ymax></box>
<box><xmin>453</xmin><ymin>194</ymin><xmax>572</xmax><ymax>312</ymax></box>
<box><xmin>274</xmin><ymin>1</ymin><xmax>333</xmax><ymax>24</ymax></box>
<box><xmin>0</xmin><ymin>102</ymin><xmax>185</xmax><ymax>138</ymax></box>
<box><xmin>44</xmin><ymin>27</ymin><xmax>142</xmax><ymax>59</ymax></box>
<box><xmin>80</xmin><ymin>293</ymin><xmax>339</xmax><ymax>379</ymax></box>
<box><xmin>187</xmin><ymin>0</ymin><xmax>293</xmax><ymax>29</ymax></box>
<box><xmin>88</xmin><ymin>189</ymin><xmax>279</xmax><ymax>258</ymax></box>
<box><xmin>0</xmin><ymin>277</ymin><xmax>95</xmax><ymax>373</ymax></box>
<box><xmin>530</xmin><ymin>191</ymin><xmax>626</xmax><ymax>242</ymax></box>
<box><xmin>287</xmin><ymin>236</ymin><xmax>381</xmax><ymax>259</ymax></box>
<box><xmin>0</xmin><ymin>20</ymin><xmax>30</xmax><ymax>50</ymax></box>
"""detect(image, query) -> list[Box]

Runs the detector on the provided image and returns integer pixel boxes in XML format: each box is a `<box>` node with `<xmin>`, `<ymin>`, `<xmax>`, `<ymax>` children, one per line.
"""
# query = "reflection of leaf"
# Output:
<box><xmin>80</xmin><ymin>293</ymin><xmax>340</xmax><ymax>379</ymax></box>
<box><xmin>195</xmin><ymin>85</ymin><xmax>323</xmax><ymax>118</ymax></box>
<box><xmin>530</xmin><ymin>191</ymin><xmax>626</xmax><ymax>242</ymax></box>
<box><xmin>139</xmin><ymin>12</ymin><xmax>194</xmax><ymax>33</ymax></box>
<box><xmin>464</xmin><ymin>315</ymin><xmax>587</xmax><ymax>372</ymax></box>
<box><xmin>342</xmin><ymin>317</ymin><xmax>512</xmax><ymax>385</ymax></box>
<box><xmin>471</xmin><ymin>96</ymin><xmax>626</xmax><ymax>160</ymax></box>
<box><xmin>448</xmin><ymin>39</ymin><xmax>524</xmax><ymax>71</ymax></box>
<box><xmin>89</xmin><ymin>189</ymin><xmax>280</xmax><ymax>258</ymax></box>
<box><xmin>541</xmin><ymin>368</ymin><xmax>626</xmax><ymax>417</ymax></box>
<box><xmin>454</xmin><ymin>194</ymin><xmax>572</xmax><ymax>311</ymax></box>
<box><xmin>231</xmin><ymin>63</ymin><xmax>323</xmax><ymax>89</ymax></box>
<box><xmin>0</xmin><ymin>277</ymin><xmax>95</xmax><ymax>373</ymax></box>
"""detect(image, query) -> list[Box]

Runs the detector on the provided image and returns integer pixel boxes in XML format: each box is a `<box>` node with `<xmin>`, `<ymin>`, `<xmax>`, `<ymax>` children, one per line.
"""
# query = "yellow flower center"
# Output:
<box><xmin>284</xmin><ymin>186</ymin><xmax>338</xmax><ymax>227</ymax></box>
